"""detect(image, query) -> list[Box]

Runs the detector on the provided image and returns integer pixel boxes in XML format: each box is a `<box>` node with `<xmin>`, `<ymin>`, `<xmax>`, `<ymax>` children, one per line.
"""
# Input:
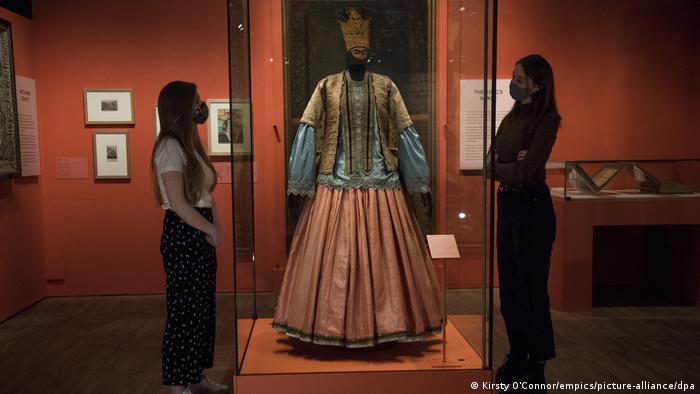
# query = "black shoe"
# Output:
<box><xmin>494</xmin><ymin>353</ymin><xmax>527</xmax><ymax>385</ymax></box>
<box><xmin>521</xmin><ymin>359</ymin><xmax>547</xmax><ymax>393</ymax></box>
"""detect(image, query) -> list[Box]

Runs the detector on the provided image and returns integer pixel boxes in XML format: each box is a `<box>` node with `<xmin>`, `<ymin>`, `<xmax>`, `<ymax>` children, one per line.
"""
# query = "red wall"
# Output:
<box><xmin>248</xmin><ymin>0</ymin><xmax>287</xmax><ymax>293</ymax></box>
<box><xmin>32</xmin><ymin>0</ymin><xmax>232</xmax><ymax>296</ymax></box>
<box><xmin>0</xmin><ymin>8</ymin><xmax>46</xmax><ymax>321</ymax></box>
<box><xmin>499</xmin><ymin>0</ymin><xmax>700</xmax><ymax>296</ymax></box>
<box><xmin>499</xmin><ymin>0</ymin><xmax>700</xmax><ymax>160</ymax></box>
<box><xmin>2</xmin><ymin>0</ymin><xmax>697</xmax><ymax>303</ymax></box>
<box><xmin>443</xmin><ymin>0</ymin><xmax>700</xmax><ymax>287</ymax></box>
<box><xmin>694</xmin><ymin>3</ymin><xmax>700</xmax><ymax>143</ymax></box>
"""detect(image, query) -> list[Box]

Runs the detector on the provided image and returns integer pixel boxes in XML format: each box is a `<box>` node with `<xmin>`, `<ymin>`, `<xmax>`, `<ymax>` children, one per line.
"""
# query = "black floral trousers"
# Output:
<box><xmin>160</xmin><ymin>208</ymin><xmax>216</xmax><ymax>385</ymax></box>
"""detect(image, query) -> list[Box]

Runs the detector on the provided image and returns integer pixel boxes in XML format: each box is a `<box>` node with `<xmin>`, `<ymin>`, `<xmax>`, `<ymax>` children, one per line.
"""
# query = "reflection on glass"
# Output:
<box><xmin>229</xmin><ymin>0</ymin><xmax>255</xmax><ymax>375</ymax></box>
<box><xmin>226</xmin><ymin>0</ymin><xmax>496</xmax><ymax>379</ymax></box>
<box><xmin>446</xmin><ymin>0</ymin><xmax>493</xmax><ymax>368</ymax></box>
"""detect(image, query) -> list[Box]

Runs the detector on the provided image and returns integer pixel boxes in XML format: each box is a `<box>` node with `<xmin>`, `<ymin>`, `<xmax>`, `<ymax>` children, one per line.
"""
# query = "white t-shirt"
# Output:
<box><xmin>154</xmin><ymin>138</ymin><xmax>214</xmax><ymax>209</ymax></box>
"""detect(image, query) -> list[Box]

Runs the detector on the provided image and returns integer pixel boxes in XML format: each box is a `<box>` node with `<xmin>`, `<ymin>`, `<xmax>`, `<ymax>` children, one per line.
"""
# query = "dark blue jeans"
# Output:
<box><xmin>497</xmin><ymin>182</ymin><xmax>556</xmax><ymax>362</ymax></box>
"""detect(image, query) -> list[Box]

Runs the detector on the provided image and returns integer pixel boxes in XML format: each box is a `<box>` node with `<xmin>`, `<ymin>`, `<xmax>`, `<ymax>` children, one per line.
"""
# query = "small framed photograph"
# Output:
<box><xmin>207</xmin><ymin>99</ymin><xmax>251</xmax><ymax>157</ymax></box>
<box><xmin>154</xmin><ymin>105</ymin><xmax>161</xmax><ymax>137</ymax></box>
<box><xmin>93</xmin><ymin>132</ymin><xmax>130</xmax><ymax>179</ymax></box>
<box><xmin>84</xmin><ymin>89</ymin><xmax>135</xmax><ymax>125</ymax></box>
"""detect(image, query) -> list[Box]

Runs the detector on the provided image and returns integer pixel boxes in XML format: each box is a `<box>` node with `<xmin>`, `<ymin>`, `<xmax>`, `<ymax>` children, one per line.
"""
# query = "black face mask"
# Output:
<box><xmin>193</xmin><ymin>102</ymin><xmax>209</xmax><ymax>124</ymax></box>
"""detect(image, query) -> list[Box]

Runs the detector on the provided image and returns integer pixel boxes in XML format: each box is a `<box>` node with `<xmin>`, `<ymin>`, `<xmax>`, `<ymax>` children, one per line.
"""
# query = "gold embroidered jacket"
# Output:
<box><xmin>299</xmin><ymin>71</ymin><xmax>413</xmax><ymax>174</ymax></box>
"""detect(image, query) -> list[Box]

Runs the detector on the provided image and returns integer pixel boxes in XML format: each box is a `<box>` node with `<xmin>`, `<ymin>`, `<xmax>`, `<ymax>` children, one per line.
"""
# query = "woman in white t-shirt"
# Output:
<box><xmin>151</xmin><ymin>81</ymin><xmax>228</xmax><ymax>394</ymax></box>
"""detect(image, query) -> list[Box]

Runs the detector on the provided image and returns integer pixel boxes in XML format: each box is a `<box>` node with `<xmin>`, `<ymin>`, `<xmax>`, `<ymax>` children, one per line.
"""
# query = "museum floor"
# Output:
<box><xmin>1</xmin><ymin>290</ymin><xmax>699</xmax><ymax>393</ymax></box>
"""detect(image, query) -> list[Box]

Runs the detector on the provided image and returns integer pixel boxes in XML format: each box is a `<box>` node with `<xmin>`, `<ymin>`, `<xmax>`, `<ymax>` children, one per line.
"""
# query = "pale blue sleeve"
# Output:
<box><xmin>398</xmin><ymin>126</ymin><xmax>431</xmax><ymax>194</ymax></box>
<box><xmin>287</xmin><ymin>123</ymin><xmax>316</xmax><ymax>197</ymax></box>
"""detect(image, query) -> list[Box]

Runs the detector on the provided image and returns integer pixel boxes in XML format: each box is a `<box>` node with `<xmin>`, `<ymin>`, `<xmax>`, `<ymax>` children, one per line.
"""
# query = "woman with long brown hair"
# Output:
<box><xmin>488</xmin><ymin>54</ymin><xmax>561</xmax><ymax>393</ymax></box>
<box><xmin>151</xmin><ymin>81</ymin><xmax>228</xmax><ymax>394</ymax></box>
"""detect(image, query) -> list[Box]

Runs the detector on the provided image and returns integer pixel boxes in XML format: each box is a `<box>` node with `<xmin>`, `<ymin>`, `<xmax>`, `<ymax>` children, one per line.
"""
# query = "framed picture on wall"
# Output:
<box><xmin>93</xmin><ymin>132</ymin><xmax>130</xmax><ymax>179</ymax></box>
<box><xmin>207</xmin><ymin>99</ymin><xmax>251</xmax><ymax>157</ymax></box>
<box><xmin>84</xmin><ymin>89</ymin><xmax>135</xmax><ymax>125</ymax></box>
<box><xmin>0</xmin><ymin>18</ymin><xmax>21</xmax><ymax>177</ymax></box>
<box><xmin>154</xmin><ymin>105</ymin><xmax>160</xmax><ymax>137</ymax></box>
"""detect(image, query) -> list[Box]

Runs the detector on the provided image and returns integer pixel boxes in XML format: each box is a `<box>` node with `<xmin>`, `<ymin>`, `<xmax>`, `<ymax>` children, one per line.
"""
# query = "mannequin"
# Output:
<box><xmin>288</xmin><ymin>51</ymin><xmax>433</xmax><ymax>219</ymax></box>
<box><xmin>274</xmin><ymin>7</ymin><xmax>442</xmax><ymax>348</ymax></box>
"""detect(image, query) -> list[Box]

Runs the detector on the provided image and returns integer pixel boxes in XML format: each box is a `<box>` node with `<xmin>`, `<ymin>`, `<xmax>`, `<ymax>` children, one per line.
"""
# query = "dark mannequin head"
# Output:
<box><xmin>345</xmin><ymin>50</ymin><xmax>370</xmax><ymax>81</ymax></box>
<box><xmin>338</xmin><ymin>7</ymin><xmax>372</xmax><ymax>69</ymax></box>
<box><xmin>347</xmin><ymin>46</ymin><xmax>369</xmax><ymax>62</ymax></box>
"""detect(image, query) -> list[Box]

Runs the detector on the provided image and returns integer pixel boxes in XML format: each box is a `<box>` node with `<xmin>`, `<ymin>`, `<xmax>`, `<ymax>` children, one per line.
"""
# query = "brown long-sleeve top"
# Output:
<box><xmin>488</xmin><ymin>102</ymin><xmax>560</xmax><ymax>185</ymax></box>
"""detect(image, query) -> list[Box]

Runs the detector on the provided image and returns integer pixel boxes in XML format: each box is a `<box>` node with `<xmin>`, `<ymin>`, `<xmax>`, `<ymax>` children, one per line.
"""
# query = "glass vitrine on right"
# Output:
<box><xmin>548</xmin><ymin>159</ymin><xmax>700</xmax><ymax>200</ymax></box>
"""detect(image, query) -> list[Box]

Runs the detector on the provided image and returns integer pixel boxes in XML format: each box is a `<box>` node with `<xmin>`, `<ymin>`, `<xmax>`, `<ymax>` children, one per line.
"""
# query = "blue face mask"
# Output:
<box><xmin>509</xmin><ymin>80</ymin><xmax>529</xmax><ymax>101</ymax></box>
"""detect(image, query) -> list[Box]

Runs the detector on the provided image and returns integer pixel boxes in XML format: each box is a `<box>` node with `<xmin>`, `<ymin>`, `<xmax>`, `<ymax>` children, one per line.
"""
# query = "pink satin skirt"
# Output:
<box><xmin>272</xmin><ymin>185</ymin><xmax>443</xmax><ymax>348</ymax></box>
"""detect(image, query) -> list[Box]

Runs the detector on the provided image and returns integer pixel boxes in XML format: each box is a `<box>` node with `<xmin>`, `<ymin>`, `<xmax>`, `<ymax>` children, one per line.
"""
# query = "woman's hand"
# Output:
<box><xmin>206</xmin><ymin>225</ymin><xmax>224</xmax><ymax>248</ymax></box>
<box><xmin>517</xmin><ymin>150</ymin><xmax>528</xmax><ymax>161</ymax></box>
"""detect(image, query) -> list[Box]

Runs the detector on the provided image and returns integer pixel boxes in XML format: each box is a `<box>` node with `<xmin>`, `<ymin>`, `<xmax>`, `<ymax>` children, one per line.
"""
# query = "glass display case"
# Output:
<box><xmin>228</xmin><ymin>0</ymin><xmax>499</xmax><ymax>392</ymax></box>
<box><xmin>549</xmin><ymin>159</ymin><xmax>700</xmax><ymax>200</ymax></box>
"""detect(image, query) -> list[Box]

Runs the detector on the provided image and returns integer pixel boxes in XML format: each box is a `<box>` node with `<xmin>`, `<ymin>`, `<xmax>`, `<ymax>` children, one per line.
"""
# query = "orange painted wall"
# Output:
<box><xmin>694</xmin><ymin>3</ymin><xmax>700</xmax><ymax>143</ymax></box>
<box><xmin>32</xmin><ymin>0</ymin><xmax>233</xmax><ymax>296</ymax></box>
<box><xmin>6</xmin><ymin>0</ymin><xmax>696</xmax><ymax>300</ymax></box>
<box><xmin>499</xmin><ymin>0</ymin><xmax>700</xmax><ymax>294</ymax></box>
<box><xmin>0</xmin><ymin>8</ymin><xmax>46</xmax><ymax>321</ymax></box>
<box><xmin>498</xmin><ymin>0</ymin><xmax>699</xmax><ymax>160</ymax></box>
<box><xmin>444</xmin><ymin>0</ymin><xmax>700</xmax><ymax>288</ymax></box>
<box><xmin>248</xmin><ymin>0</ymin><xmax>287</xmax><ymax>293</ymax></box>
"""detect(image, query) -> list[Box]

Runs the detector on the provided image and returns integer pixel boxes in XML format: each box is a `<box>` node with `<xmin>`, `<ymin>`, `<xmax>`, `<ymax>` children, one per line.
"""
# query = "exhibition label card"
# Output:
<box><xmin>56</xmin><ymin>157</ymin><xmax>88</xmax><ymax>179</ymax></box>
<box><xmin>426</xmin><ymin>234</ymin><xmax>460</xmax><ymax>259</ymax></box>
<box><xmin>213</xmin><ymin>162</ymin><xmax>232</xmax><ymax>184</ymax></box>
<box><xmin>459</xmin><ymin>79</ymin><xmax>515</xmax><ymax>170</ymax></box>
<box><xmin>16</xmin><ymin>76</ymin><xmax>41</xmax><ymax>176</ymax></box>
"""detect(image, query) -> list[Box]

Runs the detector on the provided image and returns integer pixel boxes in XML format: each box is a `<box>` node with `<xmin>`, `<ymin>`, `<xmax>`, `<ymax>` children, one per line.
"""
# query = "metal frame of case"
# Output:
<box><xmin>227</xmin><ymin>0</ymin><xmax>500</xmax><ymax>378</ymax></box>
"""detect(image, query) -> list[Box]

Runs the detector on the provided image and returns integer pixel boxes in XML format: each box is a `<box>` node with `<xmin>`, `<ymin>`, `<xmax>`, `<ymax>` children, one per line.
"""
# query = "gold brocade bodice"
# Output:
<box><xmin>341</xmin><ymin>71</ymin><xmax>376</xmax><ymax>175</ymax></box>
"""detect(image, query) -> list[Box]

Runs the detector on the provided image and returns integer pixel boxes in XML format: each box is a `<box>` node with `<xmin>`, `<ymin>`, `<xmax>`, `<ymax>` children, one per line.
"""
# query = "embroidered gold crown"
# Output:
<box><xmin>339</xmin><ymin>8</ymin><xmax>370</xmax><ymax>51</ymax></box>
